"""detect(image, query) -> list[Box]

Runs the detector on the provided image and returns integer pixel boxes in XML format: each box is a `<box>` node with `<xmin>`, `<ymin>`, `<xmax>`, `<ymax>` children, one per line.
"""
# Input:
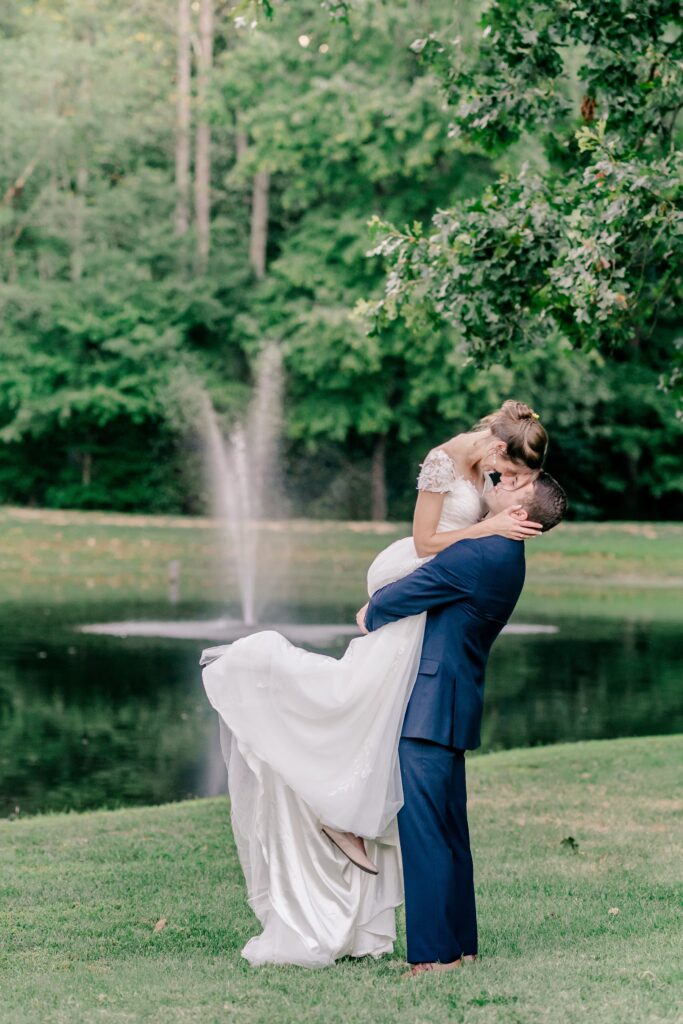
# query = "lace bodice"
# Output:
<box><xmin>417</xmin><ymin>449</ymin><xmax>485</xmax><ymax>531</ymax></box>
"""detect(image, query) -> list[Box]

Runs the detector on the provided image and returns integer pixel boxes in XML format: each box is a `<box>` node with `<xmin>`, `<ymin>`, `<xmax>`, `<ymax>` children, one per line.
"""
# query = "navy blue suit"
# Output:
<box><xmin>365</xmin><ymin>536</ymin><xmax>525</xmax><ymax>963</ymax></box>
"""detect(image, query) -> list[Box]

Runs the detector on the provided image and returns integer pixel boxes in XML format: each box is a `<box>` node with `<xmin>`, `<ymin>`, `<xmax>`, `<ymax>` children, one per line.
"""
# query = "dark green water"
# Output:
<box><xmin>1</xmin><ymin>599</ymin><xmax>681</xmax><ymax>817</ymax></box>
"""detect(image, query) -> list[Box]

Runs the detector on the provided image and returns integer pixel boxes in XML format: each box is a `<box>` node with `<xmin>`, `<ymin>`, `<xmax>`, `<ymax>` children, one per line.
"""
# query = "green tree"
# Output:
<box><xmin>2</xmin><ymin>0</ymin><xmax>681</xmax><ymax>519</ymax></box>
<box><xmin>0</xmin><ymin>0</ymin><xmax>251</xmax><ymax>510</ymax></box>
<box><xmin>218</xmin><ymin>0</ymin><xmax>495</xmax><ymax>516</ymax></box>
<box><xmin>365</xmin><ymin>1</ymin><xmax>682</xmax><ymax>406</ymax></box>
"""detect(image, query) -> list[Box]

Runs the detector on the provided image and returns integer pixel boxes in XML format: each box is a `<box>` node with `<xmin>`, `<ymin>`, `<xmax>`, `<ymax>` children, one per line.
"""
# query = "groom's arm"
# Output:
<box><xmin>364</xmin><ymin>540</ymin><xmax>483</xmax><ymax>632</ymax></box>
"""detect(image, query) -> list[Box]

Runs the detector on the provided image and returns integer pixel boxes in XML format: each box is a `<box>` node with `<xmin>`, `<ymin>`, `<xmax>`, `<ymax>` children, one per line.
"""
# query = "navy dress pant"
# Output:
<box><xmin>397</xmin><ymin>737</ymin><xmax>477</xmax><ymax>964</ymax></box>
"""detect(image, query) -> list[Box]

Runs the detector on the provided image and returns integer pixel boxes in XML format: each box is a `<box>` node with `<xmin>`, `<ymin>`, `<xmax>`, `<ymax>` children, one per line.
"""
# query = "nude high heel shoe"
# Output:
<box><xmin>321</xmin><ymin>826</ymin><xmax>379</xmax><ymax>875</ymax></box>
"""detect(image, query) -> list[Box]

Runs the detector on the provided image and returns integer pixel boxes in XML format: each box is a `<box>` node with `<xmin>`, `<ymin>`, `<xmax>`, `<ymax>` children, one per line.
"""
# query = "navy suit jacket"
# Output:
<box><xmin>365</xmin><ymin>536</ymin><xmax>525</xmax><ymax>750</ymax></box>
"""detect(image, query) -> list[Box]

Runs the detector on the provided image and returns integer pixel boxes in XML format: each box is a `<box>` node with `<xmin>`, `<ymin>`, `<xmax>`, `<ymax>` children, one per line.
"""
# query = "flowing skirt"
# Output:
<box><xmin>201</xmin><ymin>535</ymin><xmax>428</xmax><ymax>966</ymax></box>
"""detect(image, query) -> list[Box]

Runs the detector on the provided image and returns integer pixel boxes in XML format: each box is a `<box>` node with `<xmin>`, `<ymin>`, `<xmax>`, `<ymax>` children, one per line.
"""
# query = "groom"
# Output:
<box><xmin>358</xmin><ymin>470</ymin><xmax>567</xmax><ymax>976</ymax></box>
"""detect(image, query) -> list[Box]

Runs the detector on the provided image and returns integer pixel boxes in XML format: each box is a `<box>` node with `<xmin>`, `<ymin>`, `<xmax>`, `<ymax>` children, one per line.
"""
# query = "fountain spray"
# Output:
<box><xmin>201</xmin><ymin>342</ymin><xmax>284</xmax><ymax>625</ymax></box>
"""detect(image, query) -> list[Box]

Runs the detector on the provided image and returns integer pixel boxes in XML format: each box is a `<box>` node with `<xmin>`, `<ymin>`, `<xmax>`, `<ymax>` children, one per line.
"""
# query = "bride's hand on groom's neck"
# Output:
<box><xmin>484</xmin><ymin>506</ymin><xmax>543</xmax><ymax>541</ymax></box>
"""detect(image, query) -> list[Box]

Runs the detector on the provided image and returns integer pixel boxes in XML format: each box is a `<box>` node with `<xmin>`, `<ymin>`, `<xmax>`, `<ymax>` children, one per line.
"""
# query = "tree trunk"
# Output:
<box><xmin>194</xmin><ymin>0</ymin><xmax>213</xmax><ymax>271</ymax></box>
<box><xmin>235</xmin><ymin>113</ymin><xmax>269</xmax><ymax>280</ymax></box>
<box><xmin>70</xmin><ymin>164</ymin><xmax>88</xmax><ymax>282</ymax></box>
<box><xmin>70</xmin><ymin>65</ymin><xmax>90</xmax><ymax>283</ymax></box>
<box><xmin>371</xmin><ymin>435</ymin><xmax>388</xmax><ymax>521</ymax></box>
<box><xmin>82</xmin><ymin>451</ymin><xmax>92</xmax><ymax>486</ymax></box>
<box><xmin>235</xmin><ymin>117</ymin><xmax>248</xmax><ymax>162</ymax></box>
<box><xmin>1</xmin><ymin>153</ymin><xmax>40</xmax><ymax>206</ymax></box>
<box><xmin>175</xmin><ymin>0</ymin><xmax>191</xmax><ymax>238</ymax></box>
<box><xmin>249</xmin><ymin>169</ymin><xmax>270</xmax><ymax>279</ymax></box>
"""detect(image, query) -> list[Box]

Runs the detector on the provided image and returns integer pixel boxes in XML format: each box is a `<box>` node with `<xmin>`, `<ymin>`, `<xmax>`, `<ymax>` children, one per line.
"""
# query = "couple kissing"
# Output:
<box><xmin>201</xmin><ymin>400</ymin><xmax>567</xmax><ymax>972</ymax></box>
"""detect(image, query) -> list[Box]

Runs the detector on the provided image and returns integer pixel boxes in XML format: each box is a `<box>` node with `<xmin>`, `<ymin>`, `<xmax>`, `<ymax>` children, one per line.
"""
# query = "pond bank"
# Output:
<box><xmin>1</xmin><ymin>507</ymin><xmax>682</xmax><ymax>619</ymax></box>
<box><xmin>1</xmin><ymin>509</ymin><xmax>682</xmax><ymax>817</ymax></box>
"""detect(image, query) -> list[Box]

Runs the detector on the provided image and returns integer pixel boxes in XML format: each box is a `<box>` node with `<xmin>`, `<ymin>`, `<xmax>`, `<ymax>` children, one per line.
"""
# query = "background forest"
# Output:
<box><xmin>1</xmin><ymin>0</ymin><xmax>681</xmax><ymax>521</ymax></box>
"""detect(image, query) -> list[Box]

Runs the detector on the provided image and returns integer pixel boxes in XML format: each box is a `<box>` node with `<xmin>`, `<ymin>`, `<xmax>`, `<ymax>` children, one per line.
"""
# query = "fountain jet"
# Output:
<box><xmin>201</xmin><ymin>342</ymin><xmax>284</xmax><ymax>625</ymax></box>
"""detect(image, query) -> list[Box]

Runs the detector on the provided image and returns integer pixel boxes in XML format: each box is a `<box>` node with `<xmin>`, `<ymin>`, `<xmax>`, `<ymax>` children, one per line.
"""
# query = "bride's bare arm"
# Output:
<box><xmin>412</xmin><ymin>447</ymin><xmax>544</xmax><ymax>557</ymax></box>
<box><xmin>413</xmin><ymin>490</ymin><xmax>493</xmax><ymax>557</ymax></box>
<box><xmin>413</xmin><ymin>491</ymin><xmax>544</xmax><ymax>556</ymax></box>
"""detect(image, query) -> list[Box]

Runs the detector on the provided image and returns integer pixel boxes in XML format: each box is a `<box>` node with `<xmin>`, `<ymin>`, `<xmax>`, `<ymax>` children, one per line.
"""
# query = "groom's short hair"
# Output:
<box><xmin>525</xmin><ymin>472</ymin><xmax>567</xmax><ymax>532</ymax></box>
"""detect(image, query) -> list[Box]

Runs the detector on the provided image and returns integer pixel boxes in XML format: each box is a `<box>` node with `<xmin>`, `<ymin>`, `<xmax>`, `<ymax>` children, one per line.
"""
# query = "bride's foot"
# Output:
<box><xmin>321</xmin><ymin>826</ymin><xmax>379</xmax><ymax>875</ymax></box>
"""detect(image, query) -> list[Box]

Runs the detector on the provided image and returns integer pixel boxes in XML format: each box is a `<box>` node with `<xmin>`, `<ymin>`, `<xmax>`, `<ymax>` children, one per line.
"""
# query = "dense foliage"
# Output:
<box><xmin>368</xmin><ymin>2</ymin><xmax>682</xmax><ymax>359</ymax></box>
<box><xmin>364</xmin><ymin>0</ymin><xmax>683</xmax><ymax>517</ymax></box>
<box><xmin>0</xmin><ymin>0</ymin><xmax>680</xmax><ymax>519</ymax></box>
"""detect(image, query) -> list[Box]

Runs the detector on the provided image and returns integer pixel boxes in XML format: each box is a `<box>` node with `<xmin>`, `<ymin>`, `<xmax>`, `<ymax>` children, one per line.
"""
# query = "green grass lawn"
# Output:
<box><xmin>1</xmin><ymin>507</ymin><xmax>682</xmax><ymax>621</ymax></box>
<box><xmin>2</xmin><ymin>735</ymin><xmax>681</xmax><ymax>1024</ymax></box>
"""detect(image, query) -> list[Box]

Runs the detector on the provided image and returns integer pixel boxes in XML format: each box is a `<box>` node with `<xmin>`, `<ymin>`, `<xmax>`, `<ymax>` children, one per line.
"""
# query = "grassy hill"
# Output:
<box><xmin>1</xmin><ymin>735</ymin><xmax>681</xmax><ymax>1024</ymax></box>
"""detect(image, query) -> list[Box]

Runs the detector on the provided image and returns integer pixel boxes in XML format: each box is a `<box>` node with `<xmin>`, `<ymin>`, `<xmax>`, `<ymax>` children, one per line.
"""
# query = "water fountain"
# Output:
<box><xmin>77</xmin><ymin>343</ymin><xmax>361</xmax><ymax>647</ymax></box>
<box><xmin>201</xmin><ymin>342</ymin><xmax>283</xmax><ymax>626</ymax></box>
<box><xmin>77</xmin><ymin>342</ymin><xmax>558</xmax><ymax>645</ymax></box>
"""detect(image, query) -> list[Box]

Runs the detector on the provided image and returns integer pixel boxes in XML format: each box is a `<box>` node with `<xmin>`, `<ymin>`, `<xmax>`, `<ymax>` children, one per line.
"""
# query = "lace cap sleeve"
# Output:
<box><xmin>416</xmin><ymin>449</ymin><xmax>456</xmax><ymax>493</ymax></box>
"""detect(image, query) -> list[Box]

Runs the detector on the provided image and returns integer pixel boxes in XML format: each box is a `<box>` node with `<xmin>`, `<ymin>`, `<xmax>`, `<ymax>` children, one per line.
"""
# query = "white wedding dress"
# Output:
<box><xmin>202</xmin><ymin>450</ymin><xmax>485</xmax><ymax>966</ymax></box>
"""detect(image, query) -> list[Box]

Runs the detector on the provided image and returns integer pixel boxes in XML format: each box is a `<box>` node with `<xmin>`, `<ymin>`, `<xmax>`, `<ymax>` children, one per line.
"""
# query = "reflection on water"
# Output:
<box><xmin>1</xmin><ymin>600</ymin><xmax>681</xmax><ymax>817</ymax></box>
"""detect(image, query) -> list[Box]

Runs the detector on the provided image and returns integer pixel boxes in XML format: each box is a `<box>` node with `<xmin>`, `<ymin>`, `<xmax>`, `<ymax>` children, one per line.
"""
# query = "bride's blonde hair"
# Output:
<box><xmin>474</xmin><ymin>400</ymin><xmax>548</xmax><ymax>470</ymax></box>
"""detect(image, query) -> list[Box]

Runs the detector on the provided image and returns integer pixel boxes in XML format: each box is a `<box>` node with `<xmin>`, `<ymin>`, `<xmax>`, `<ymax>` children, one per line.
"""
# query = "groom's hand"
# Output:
<box><xmin>356</xmin><ymin>602</ymin><xmax>369</xmax><ymax>634</ymax></box>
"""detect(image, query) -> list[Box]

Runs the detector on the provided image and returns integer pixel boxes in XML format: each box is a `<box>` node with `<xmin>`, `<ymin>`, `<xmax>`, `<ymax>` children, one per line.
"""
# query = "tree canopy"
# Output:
<box><xmin>0</xmin><ymin>0</ymin><xmax>681</xmax><ymax>519</ymax></box>
<box><xmin>365</xmin><ymin>1</ymin><xmax>682</xmax><ymax>395</ymax></box>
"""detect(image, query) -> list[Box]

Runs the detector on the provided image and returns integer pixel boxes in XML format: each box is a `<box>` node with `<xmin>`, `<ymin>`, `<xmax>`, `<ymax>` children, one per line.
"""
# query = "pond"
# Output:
<box><xmin>1</xmin><ymin>589</ymin><xmax>681</xmax><ymax>818</ymax></box>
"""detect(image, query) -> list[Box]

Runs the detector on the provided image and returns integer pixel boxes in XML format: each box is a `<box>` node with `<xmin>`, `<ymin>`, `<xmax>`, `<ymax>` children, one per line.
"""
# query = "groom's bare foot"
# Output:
<box><xmin>463</xmin><ymin>954</ymin><xmax>478</xmax><ymax>963</ymax></box>
<box><xmin>321</xmin><ymin>826</ymin><xmax>379</xmax><ymax>875</ymax></box>
<box><xmin>403</xmin><ymin>959</ymin><xmax>462</xmax><ymax>978</ymax></box>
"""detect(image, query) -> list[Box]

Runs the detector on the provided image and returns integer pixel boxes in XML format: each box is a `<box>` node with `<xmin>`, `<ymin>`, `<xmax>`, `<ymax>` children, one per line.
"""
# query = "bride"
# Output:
<box><xmin>201</xmin><ymin>400</ymin><xmax>547</xmax><ymax>967</ymax></box>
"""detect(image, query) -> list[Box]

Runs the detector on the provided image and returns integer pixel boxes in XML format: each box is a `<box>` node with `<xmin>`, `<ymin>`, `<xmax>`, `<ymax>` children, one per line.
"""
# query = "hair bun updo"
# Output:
<box><xmin>474</xmin><ymin>399</ymin><xmax>548</xmax><ymax>470</ymax></box>
<box><xmin>500</xmin><ymin>400</ymin><xmax>538</xmax><ymax>421</ymax></box>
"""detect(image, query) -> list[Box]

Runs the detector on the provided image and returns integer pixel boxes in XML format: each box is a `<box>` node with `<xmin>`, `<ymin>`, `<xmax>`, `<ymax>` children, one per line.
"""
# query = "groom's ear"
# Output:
<box><xmin>510</xmin><ymin>506</ymin><xmax>529</xmax><ymax>521</ymax></box>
